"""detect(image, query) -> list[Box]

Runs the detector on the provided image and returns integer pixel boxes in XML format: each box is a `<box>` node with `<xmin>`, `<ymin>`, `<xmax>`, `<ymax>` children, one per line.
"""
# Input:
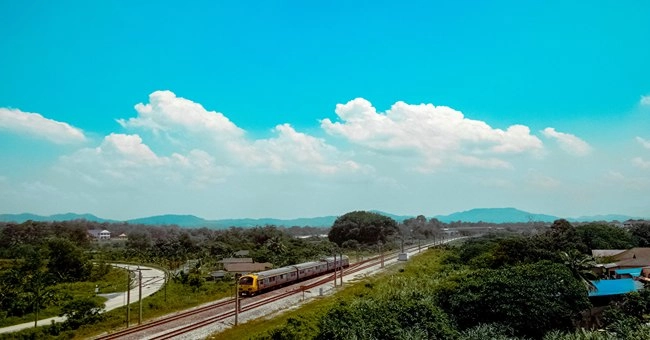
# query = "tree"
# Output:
<box><xmin>24</xmin><ymin>269</ymin><xmax>58</xmax><ymax>327</ymax></box>
<box><xmin>544</xmin><ymin>219</ymin><xmax>588</xmax><ymax>253</ymax></box>
<box><xmin>575</xmin><ymin>223</ymin><xmax>635</xmax><ymax>250</ymax></box>
<box><xmin>328</xmin><ymin>211</ymin><xmax>399</xmax><ymax>246</ymax></box>
<box><xmin>629</xmin><ymin>221</ymin><xmax>650</xmax><ymax>247</ymax></box>
<box><xmin>560</xmin><ymin>250</ymin><xmax>598</xmax><ymax>292</ymax></box>
<box><xmin>60</xmin><ymin>297</ymin><xmax>105</xmax><ymax>329</ymax></box>
<box><xmin>439</xmin><ymin>262</ymin><xmax>590</xmax><ymax>338</ymax></box>
<box><xmin>315</xmin><ymin>293</ymin><xmax>457</xmax><ymax>339</ymax></box>
<box><xmin>46</xmin><ymin>237</ymin><xmax>92</xmax><ymax>282</ymax></box>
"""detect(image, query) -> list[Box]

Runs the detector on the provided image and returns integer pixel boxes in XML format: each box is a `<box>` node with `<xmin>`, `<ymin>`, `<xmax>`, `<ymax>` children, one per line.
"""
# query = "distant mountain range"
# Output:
<box><xmin>0</xmin><ymin>208</ymin><xmax>644</xmax><ymax>228</ymax></box>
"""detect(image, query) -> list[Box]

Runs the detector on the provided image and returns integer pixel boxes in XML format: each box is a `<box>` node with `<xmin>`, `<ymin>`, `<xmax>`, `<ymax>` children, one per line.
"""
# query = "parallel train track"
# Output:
<box><xmin>95</xmin><ymin>243</ymin><xmax>435</xmax><ymax>339</ymax></box>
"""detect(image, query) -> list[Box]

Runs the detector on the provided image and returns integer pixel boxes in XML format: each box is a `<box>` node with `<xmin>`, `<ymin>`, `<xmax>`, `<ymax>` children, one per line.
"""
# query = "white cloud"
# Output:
<box><xmin>452</xmin><ymin>155</ymin><xmax>513</xmax><ymax>170</ymax></box>
<box><xmin>116</xmin><ymin>91</ymin><xmax>364</xmax><ymax>176</ymax></box>
<box><xmin>641</xmin><ymin>95</ymin><xmax>650</xmax><ymax>106</ymax></box>
<box><xmin>541</xmin><ymin>127</ymin><xmax>592</xmax><ymax>156</ymax></box>
<box><xmin>117</xmin><ymin>90</ymin><xmax>244</xmax><ymax>141</ymax></box>
<box><xmin>633</xmin><ymin>157</ymin><xmax>650</xmax><ymax>169</ymax></box>
<box><xmin>247</xmin><ymin>123</ymin><xmax>366</xmax><ymax>174</ymax></box>
<box><xmin>0</xmin><ymin>108</ymin><xmax>86</xmax><ymax>144</ymax></box>
<box><xmin>58</xmin><ymin>133</ymin><xmax>228</xmax><ymax>188</ymax></box>
<box><xmin>320</xmin><ymin>98</ymin><xmax>543</xmax><ymax>170</ymax></box>
<box><xmin>636</xmin><ymin>137</ymin><xmax>650</xmax><ymax>149</ymax></box>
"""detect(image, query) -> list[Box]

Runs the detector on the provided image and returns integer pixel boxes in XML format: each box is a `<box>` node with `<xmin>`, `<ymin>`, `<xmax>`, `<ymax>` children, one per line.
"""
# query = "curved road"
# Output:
<box><xmin>0</xmin><ymin>264</ymin><xmax>165</xmax><ymax>334</ymax></box>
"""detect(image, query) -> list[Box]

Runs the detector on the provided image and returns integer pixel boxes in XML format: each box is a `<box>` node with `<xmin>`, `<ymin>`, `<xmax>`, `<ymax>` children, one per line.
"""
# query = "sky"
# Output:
<box><xmin>1</xmin><ymin>1</ymin><xmax>649</xmax><ymax>220</ymax></box>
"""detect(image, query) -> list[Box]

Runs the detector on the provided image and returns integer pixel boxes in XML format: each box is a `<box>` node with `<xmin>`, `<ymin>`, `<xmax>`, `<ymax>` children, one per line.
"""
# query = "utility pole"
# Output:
<box><xmin>138</xmin><ymin>270</ymin><xmax>143</xmax><ymax>325</ymax></box>
<box><xmin>332</xmin><ymin>253</ymin><xmax>337</xmax><ymax>287</ymax></box>
<box><xmin>126</xmin><ymin>268</ymin><xmax>131</xmax><ymax>327</ymax></box>
<box><xmin>380</xmin><ymin>243</ymin><xmax>384</xmax><ymax>268</ymax></box>
<box><xmin>339</xmin><ymin>251</ymin><xmax>343</xmax><ymax>286</ymax></box>
<box><xmin>235</xmin><ymin>274</ymin><xmax>240</xmax><ymax>326</ymax></box>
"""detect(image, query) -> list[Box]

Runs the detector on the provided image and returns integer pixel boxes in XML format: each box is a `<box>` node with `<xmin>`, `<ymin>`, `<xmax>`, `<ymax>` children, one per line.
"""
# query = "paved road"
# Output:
<box><xmin>0</xmin><ymin>264</ymin><xmax>165</xmax><ymax>334</ymax></box>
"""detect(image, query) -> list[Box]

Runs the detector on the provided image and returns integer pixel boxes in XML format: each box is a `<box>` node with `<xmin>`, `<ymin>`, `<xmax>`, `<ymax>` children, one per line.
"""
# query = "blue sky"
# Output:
<box><xmin>1</xmin><ymin>1</ymin><xmax>649</xmax><ymax>220</ymax></box>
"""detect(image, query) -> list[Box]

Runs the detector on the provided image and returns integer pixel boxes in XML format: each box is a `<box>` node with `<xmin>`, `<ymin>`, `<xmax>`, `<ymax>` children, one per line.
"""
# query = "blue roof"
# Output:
<box><xmin>614</xmin><ymin>268</ymin><xmax>643</xmax><ymax>277</ymax></box>
<box><xmin>589</xmin><ymin>279</ymin><xmax>643</xmax><ymax>297</ymax></box>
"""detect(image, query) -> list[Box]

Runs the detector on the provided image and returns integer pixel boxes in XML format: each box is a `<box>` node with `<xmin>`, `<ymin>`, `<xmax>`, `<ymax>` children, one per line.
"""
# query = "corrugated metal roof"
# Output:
<box><xmin>589</xmin><ymin>279</ymin><xmax>643</xmax><ymax>297</ymax></box>
<box><xmin>218</xmin><ymin>257</ymin><xmax>253</xmax><ymax>264</ymax></box>
<box><xmin>591</xmin><ymin>249</ymin><xmax>626</xmax><ymax>257</ymax></box>
<box><xmin>614</xmin><ymin>268</ymin><xmax>643</xmax><ymax>277</ymax></box>
<box><xmin>224</xmin><ymin>262</ymin><xmax>272</xmax><ymax>273</ymax></box>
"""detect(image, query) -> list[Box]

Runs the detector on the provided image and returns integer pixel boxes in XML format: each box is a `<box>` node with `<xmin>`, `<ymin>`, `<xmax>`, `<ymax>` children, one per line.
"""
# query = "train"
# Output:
<box><xmin>238</xmin><ymin>255</ymin><xmax>350</xmax><ymax>296</ymax></box>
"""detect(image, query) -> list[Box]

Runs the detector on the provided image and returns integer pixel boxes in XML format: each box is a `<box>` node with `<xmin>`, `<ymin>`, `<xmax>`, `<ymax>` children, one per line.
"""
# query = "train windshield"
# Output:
<box><xmin>239</xmin><ymin>276</ymin><xmax>254</xmax><ymax>285</ymax></box>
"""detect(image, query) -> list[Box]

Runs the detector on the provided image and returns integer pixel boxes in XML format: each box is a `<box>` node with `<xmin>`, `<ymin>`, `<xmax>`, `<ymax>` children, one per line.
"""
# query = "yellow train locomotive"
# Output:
<box><xmin>238</xmin><ymin>256</ymin><xmax>349</xmax><ymax>296</ymax></box>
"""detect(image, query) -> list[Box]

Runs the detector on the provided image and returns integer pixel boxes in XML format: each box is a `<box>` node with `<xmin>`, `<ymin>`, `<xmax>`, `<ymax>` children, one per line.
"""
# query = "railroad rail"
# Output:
<box><xmin>95</xmin><ymin>242</ymin><xmax>442</xmax><ymax>339</ymax></box>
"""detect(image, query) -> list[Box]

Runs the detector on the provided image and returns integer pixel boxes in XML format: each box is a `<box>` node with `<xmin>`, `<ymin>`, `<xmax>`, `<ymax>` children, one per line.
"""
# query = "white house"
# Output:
<box><xmin>88</xmin><ymin>229</ymin><xmax>111</xmax><ymax>240</ymax></box>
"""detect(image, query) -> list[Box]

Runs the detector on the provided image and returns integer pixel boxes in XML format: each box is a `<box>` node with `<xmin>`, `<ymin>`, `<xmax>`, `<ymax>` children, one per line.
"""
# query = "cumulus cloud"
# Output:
<box><xmin>115</xmin><ymin>91</ymin><xmax>364</xmax><ymax>176</ymax></box>
<box><xmin>641</xmin><ymin>95</ymin><xmax>650</xmax><ymax>106</ymax></box>
<box><xmin>0</xmin><ymin>108</ymin><xmax>86</xmax><ymax>144</ymax></box>
<box><xmin>636</xmin><ymin>137</ymin><xmax>650</xmax><ymax>149</ymax></box>
<box><xmin>541</xmin><ymin>127</ymin><xmax>591</xmax><ymax>156</ymax></box>
<box><xmin>246</xmin><ymin>123</ymin><xmax>365</xmax><ymax>174</ymax></box>
<box><xmin>58</xmin><ymin>133</ymin><xmax>228</xmax><ymax>188</ymax></box>
<box><xmin>117</xmin><ymin>90</ymin><xmax>244</xmax><ymax>141</ymax></box>
<box><xmin>320</xmin><ymin>98</ymin><xmax>543</xmax><ymax>169</ymax></box>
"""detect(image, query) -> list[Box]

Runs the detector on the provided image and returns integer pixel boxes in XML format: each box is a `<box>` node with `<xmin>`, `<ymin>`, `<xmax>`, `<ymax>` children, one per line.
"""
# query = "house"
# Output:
<box><xmin>622</xmin><ymin>219</ymin><xmax>649</xmax><ymax>228</ymax></box>
<box><xmin>208</xmin><ymin>261</ymin><xmax>273</xmax><ymax>280</ymax></box>
<box><xmin>593</xmin><ymin>248</ymin><xmax>650</xmax><ymax>279</ymax></box>
<box><xmin>88</xmin><ymin>229</ymin><xmax>111</xmax><ymax>240</ymax></box>
<box><xmin>223</xmin><ymin>262</ymin><xmax>273</xmax><ymax>275</ymax></box>
<box><xmin>216</xmin><ymin>257</ymin><xmax>252</xmax><ymax>269</ymax></box>
<box><xmin>591</xmin><ymin>249</ymin><xmax>626</xmax><ymax>258</ymax></box>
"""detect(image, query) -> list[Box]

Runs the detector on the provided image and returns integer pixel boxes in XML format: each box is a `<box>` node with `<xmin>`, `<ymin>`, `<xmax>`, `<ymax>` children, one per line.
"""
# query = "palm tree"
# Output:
<box><xmin>560</xmin><ymin>250</ymin><xmax>598</xmax><ymax>292</ymax></box>
<box><xmin>264</xmin><ymin>236</ymin><xmax>287</xmax><ymax>254</ymax></box>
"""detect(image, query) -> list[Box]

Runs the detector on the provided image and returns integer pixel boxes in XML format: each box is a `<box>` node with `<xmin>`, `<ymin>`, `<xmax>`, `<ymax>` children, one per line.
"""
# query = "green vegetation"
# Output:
<box><xmin>0</xmin><ymin>219</ymin><xmax>340</xmax><ymax>337</ymax></box>
<box><xmin>1</xmin><ymin>214</ymin><xmax>649</xmax><ymax>339</ymax></box>
<box><xmin>214</xmin><ymin>219</ymin><xmax>650</xmax><ymax>340</ymax></box>
<box><xmin>328</xmin><ymin>211</ymin><xmax>400</xmax><ymax>246</ymax></box>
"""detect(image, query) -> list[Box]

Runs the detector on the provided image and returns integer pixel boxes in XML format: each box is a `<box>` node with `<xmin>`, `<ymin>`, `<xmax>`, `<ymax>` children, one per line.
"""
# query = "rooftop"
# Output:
<box><xmin>589</xmin><ymin>279</ymin><xmax>644</xmax><ymax>297</ymax></box>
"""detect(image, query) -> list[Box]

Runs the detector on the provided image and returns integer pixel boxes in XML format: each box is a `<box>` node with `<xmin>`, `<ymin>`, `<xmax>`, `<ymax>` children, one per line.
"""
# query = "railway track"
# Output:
<box><xmin>95</xmin><ymin>243</ymin><xmax>438</xmax><ymax>339</ymax></box>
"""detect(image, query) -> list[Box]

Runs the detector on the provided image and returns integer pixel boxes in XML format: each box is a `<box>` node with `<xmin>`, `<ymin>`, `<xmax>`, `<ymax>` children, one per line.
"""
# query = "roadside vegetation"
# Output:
<box><xmin>216</xmin><ymin>219</ymin><xmax>650</xmax><ymax>340</ymax></box>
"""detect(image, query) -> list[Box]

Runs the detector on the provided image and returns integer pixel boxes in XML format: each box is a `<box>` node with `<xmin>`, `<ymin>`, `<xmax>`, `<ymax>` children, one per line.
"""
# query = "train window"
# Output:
<box><xmin>239</xmin><ymin>276</ymin><xmax>253</xmax><ymax>285</ymax></box>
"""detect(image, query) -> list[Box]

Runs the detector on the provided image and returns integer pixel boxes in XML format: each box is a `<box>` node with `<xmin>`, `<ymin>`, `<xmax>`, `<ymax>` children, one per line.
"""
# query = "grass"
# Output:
<box><xmin>72</xmin><ymin>277</ymin><xmax>236</xmax><ymax>339</ymax></box>
<box><xmin>0</xmin><ymin>266</ymin><xmax>127</xmax><ymax>328</ymax></box>
<box><xmin>211</xmin><ymin>247</ymin><xmax>449</xmax><ymax>340</ymax></box>
<box><xmin>1</xmin><ymin>263</ymin><xmax>238</xmax><ymax>339</ymax></box>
